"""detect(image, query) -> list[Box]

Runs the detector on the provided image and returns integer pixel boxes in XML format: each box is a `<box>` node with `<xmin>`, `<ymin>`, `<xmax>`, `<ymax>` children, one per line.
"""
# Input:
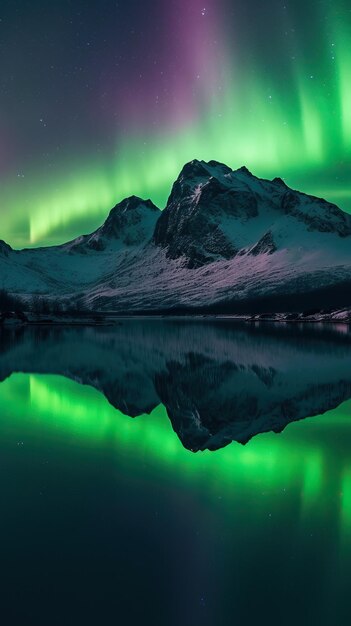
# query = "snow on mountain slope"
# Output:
<box><xmin>89</xmin><ymin>160</ymin><xmax>351</xmax><ymax>311</ymax></box>
<box><xmin>87</xmin><ymin>244</ymin><xmax>351</xmax><ymax>312</ymax></box>
<box><xmin>63</xmin><ymin>195</ymin><xmax>160</xmax><ymax>252</ymax></box>
<box><xmin>0</xmin><ymin>196</ymin><xmax>160</xmax><ymax>292</ymax></box>
<box><xmin>154</xmin><ymin>160</ymin><xmax>351</xmax><ymax>267</ymax></box>
<box><xmin>0</xmin><ymin>160</ymin><xmax>350</xmax><ymax>312</ymax></box>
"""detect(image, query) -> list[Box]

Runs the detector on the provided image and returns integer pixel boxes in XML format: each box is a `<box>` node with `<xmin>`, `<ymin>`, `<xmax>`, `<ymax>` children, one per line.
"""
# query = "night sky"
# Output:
<box><xmin>1</xmin><ymin>0</ymin><xmax>351</xmax><ymax>247</ymax></box>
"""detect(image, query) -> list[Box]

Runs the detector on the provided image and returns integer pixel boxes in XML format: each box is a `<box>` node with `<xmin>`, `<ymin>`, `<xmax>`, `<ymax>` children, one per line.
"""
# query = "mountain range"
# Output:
<box><xmin>1</xmin><ymin>159</ymin><xmax>351</xmax><ymax>313</ymax></box>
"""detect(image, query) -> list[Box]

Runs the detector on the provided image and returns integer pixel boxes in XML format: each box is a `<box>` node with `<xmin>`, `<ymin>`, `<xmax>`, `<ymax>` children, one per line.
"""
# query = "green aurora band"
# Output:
<box><xmin>1</xmin><ymin>5</ymin><xmax>351</xmax><ymax>247</ymax></box>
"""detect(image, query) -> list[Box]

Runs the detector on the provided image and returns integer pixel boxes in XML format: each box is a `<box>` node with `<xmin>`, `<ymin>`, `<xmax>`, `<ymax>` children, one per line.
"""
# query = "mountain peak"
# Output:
<box><xmin>272</xmin><ymin>177</ymin><xmax>287</xmax><ymax>187</ymax></box>
<box><xmin>95</xmin><ymin>196</ymin><xmax>160</xmax><ymax>247</ymax></box>
<box><xmin>154</xmin><ymin>158</ymin><xmax>351</xmax><ymax>268</ymax></box>
<box><xmin>178</xmin><ymin>159</ymin><xmax>211</xmax><ymax>179</ymax></box>
<box><xmin>107</xmin><ymin>195</ymin><xmax>159</xmax><ymax>219</ymax></box>
<box><xmin>178</xmin><ymin>159</ymin><xmax>232</xmax><ymax>181</ymax></box>
<box><xmin>234</xmin><ymin>165</ymin><xmax>254</xmax><ymax>176</ymax></box>
<box><xmin>66</xmin><ymin>196</ymin><xmax>160</xmax><ymax>253</ymax></box>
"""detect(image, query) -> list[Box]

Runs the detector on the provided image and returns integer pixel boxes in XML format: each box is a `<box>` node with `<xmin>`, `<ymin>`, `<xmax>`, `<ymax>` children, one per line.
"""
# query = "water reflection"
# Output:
<box><xmin>1</xmin><ymin>322</ymin><xmax>351</xmax><ymax>625</ymax></box>
<box><xmin>1</xmin><ymin>320</ymin><xmax>351</xmax><ymax>450</ymax></box>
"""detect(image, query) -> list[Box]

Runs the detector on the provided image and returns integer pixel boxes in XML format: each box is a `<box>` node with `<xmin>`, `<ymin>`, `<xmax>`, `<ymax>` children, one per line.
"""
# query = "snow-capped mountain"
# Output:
<box><xmin>64</xmin><ymin>195</ymin><xmax>160</xmax><ymax>253</ymax></box>
<box><xmin>1</xmin><ymin>160</ymin><xmax>351</xmax><ymax>313</ymax></box>
<box><xmin>0</xmin><ymin>195</ymin><xmax>160</xmax><ymax>293</ymax></box>
<box><xmin>154</xmin><ymin>160</ymin><xmax>351</xmax><ymax>267</ymax></box>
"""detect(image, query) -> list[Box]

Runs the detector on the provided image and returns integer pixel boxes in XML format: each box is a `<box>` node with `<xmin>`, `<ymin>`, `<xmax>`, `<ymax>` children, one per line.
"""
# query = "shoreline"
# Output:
<box><xmin>1</xmin><ymin>311</ymin><xmax>351</xmax><ymax>327</ymax></box>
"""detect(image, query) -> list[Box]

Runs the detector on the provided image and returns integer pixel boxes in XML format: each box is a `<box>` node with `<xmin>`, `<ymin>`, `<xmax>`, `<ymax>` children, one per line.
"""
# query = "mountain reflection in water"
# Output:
<box><xmin>1</xmin><ymin>321</ymin><xmax>351</xmax><ymax>626</ymax></box>
<box><xmin>1</xmin><ymin>320</ymin><xmax>351</xmax><ymax>451</ymax></box>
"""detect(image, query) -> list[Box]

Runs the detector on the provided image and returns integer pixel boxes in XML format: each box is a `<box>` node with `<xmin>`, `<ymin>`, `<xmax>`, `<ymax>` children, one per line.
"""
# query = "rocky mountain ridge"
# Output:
<box><xmin>1</xmin><ymin>159</ymin><xmax>351</xmax><ymax>313</ymax></box>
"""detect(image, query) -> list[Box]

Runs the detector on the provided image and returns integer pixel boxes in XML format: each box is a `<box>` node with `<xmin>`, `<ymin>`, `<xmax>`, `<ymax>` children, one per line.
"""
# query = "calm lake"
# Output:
<box><xmin>1</xmin><ymin>320</ymin><xmax>351</xmax><ymax>625</ymax></box>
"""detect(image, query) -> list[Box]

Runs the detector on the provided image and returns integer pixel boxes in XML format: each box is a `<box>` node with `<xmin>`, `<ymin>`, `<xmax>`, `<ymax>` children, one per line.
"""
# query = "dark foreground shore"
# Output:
<box><xmin>1</xmin><ymin>307</ymin><xmax>351</xmax><ymax>326</ymax></box>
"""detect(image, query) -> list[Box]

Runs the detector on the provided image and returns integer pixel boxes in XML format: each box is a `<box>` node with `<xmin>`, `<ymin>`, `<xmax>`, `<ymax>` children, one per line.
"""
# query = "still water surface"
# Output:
<box><xmin>0</xmin><ymin>321</ymin><xmax>351</xmax><ymax>625</ymax></box>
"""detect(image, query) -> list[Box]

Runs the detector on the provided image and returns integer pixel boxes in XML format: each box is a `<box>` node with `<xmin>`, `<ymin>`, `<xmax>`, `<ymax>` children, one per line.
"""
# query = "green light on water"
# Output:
<box><xmin>300</xmin><ymin>452</ymin><xmax>323</xmax><ymax>514</ymax></box>
<box><xmin>0</xmin><ymin>373</ymin><xmax>348</xmax><ymax>498</ymax></box>
<box><xmin>2</xmin><ymin>372</ymin><xmax>351</xmax><ymax>557</ymax></box>
<box><xmin>341</xmin><ymin>469</ymin><xmax>351</xmax><ymax>539</ymax></box>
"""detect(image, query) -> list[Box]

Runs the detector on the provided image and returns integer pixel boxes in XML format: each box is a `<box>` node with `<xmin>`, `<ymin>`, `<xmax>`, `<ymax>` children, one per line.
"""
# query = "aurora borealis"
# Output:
<box><xmin>1</xmin><ymin>0</ymin><xmax>351</xmax><ymax>246</ymax></box>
